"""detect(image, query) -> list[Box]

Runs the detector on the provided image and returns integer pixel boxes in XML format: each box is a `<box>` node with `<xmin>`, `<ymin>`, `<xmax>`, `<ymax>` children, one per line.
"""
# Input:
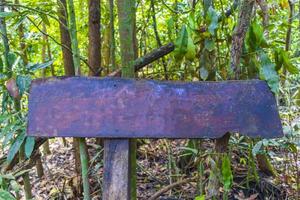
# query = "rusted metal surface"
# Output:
<box><xmin>27</xmin><ymin>77</ymin><xmax>283</xmax><ymax>138</ymax></box>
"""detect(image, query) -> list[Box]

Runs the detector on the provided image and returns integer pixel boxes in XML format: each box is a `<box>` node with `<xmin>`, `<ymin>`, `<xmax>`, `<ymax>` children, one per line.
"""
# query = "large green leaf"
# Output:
<box><xmin>28</xmin><ymin>60</ymin><xmax>53</xmax><ymax>71</ymax></box>
<box><xmin>206</xmin><ymin>6</ymin><xmax>218</xmax><ymax>35</ymax></box>
<box><xmin>7</xmin><ymin>133</ymin><xmax>25</xmax><ymax>163</ymax></box>
<box><xmin>222</xmin><ymin>155</ymin><xmax>233</xmax><ymax>191</ymax></box>
<box><xmin>0</xmin><ymin>189</ymin><xmax>15</xmax><ymax>200</ymax></box>
<box><xmin>185</xmin><ymin>36</ymin><xmax>196</xmax><ymax>61</ymax></box>
<box><xmin>174</xmin><ymin>25</ymin><xmax>188</xmax><ymax>61</ymax></box>
<box><xmin>25</xmin><ymin>136</ymin><xmax>35</xmax><ymax>159</ymax></box>
<box><xmin>259</xmin><ymin>51</ymin><xmax>280</xmax><ymax>94</ymax></box>
<box><xmin>247</xmin><ymin>21</ymin><xmax>267</xmax><ymax>51</ymax></box>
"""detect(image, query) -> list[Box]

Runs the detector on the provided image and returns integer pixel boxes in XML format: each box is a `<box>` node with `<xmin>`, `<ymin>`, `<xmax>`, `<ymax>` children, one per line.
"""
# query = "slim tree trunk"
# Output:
<box><xmin>109</xmin><ymin>0</ymin><xmax>116</xmax><ymax>71</ymax></box>
<box><xmin>285</xmin><ymin>0</ymin><xmax>294</xmax><ymax>52</ymax></box>
<box><xmin>67</xmin><ymin>0</ymin><xmax>81</xmax><ymax>75</ymax></box>
<box><xmin>0</xmin><ymin>0</ymin><xmax>10</xmax><ymax>76</ymax></box>
<box><xmin>88</xmin><ymin>0</ymin><xmax>101</xmax><ymax>76</ymax></box>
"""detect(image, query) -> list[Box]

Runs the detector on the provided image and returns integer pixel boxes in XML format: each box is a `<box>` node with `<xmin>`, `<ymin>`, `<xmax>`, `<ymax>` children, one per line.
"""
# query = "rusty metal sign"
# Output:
<box><xmin>27</xmin><ymin>77</ymin><xmax>283</xmax><ymax>138</ymax></box>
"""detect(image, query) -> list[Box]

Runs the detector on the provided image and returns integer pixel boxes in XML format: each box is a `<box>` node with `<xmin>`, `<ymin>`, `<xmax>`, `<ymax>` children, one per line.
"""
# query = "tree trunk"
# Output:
<box><xmin>230</xmin><ymin>0</ymin><xmax>255</xmax><ymax>79</ymax></box>
<box><xmin>67</xmin><ymin>0</ymin><xmax>81</xmax><ymax>75</ymax></box>
<box><xmin>88</xmin><ymin>0</ymin><xmax>101</xmax><ymax>76</ymax></box>
<box><xmin>109</xmin><ymin>0</ymin><xmax>116</xmax><ymax>71</ymax></box>
<box><xmin>57</xmin><ymin>0</ymin><xmax>75</xmax><ymax>76</ymax></box>
<box><xmin>0</xmin><ymin>0</ymin><xmax>10</xmax><ymax>76</ymax></box>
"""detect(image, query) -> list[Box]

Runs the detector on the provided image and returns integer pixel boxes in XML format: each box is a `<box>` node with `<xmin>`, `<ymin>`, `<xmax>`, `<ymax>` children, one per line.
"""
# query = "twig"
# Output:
<box><xmin>148</xmin><ymin>177</ymin><xmax>197</xmax><ymax>200</ymax></box>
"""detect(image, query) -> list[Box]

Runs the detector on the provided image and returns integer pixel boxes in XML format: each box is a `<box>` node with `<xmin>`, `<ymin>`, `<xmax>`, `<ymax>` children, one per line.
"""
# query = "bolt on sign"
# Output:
<box><xmin>27</xmin><ymin>77</ymin><xmax>283</xmax><ymax>199</ymax></box>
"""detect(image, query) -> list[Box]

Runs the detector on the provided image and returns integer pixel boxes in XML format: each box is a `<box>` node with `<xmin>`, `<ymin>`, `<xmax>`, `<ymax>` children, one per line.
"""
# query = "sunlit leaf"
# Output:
<box><xmin>186</xmin><ymin>36</ymin><xmax>196</xmax><ymax>61</ymax></box>
<box><xmin>195</xmin><ymin>195</ymin><xmax>205</xmax><ymax>200</ymax></box>
<box><xmin>174</xmin><ymin>25</ymin><xmax>188</xmax><ymax>61</ymax></box>
<box><xmin>222</xmin><ymin>154</ymin><xmax>233</xmax><ymax>191</ymax></box>
<box><xmin>259</xmin><ymin>51</ymin><xmax>280</xmax><ymax>94</ymax></box>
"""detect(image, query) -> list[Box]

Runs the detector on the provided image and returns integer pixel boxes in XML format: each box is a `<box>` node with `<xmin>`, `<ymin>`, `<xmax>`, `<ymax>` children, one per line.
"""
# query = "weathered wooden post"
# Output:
<box><xmin>27</xmin><ymin>77</ymin><xmax>283</xmax><ymax>199</ymax></box>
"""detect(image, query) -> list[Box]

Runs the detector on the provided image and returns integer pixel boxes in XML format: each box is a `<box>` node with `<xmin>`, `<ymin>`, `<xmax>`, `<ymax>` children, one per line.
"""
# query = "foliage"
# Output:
<box><xmin>0</xmin><ymin>0</ymin><xmax>299</xmax><ymax>199</ymax></box>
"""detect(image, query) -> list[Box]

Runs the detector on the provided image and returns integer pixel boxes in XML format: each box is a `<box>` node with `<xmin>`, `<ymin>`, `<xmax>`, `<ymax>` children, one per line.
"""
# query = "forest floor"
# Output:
<box><xmin>25</xmin><ymin>138</ymin><xmax>299</xmax><ymax>200</ymax></box>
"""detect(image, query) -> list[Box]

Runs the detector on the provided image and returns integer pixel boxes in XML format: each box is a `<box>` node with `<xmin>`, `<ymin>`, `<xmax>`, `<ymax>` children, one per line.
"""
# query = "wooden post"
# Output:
<box><xmin>103</xmin><ymin>139</ymin><xmax>131</xmax><ymax>199</ymax></box>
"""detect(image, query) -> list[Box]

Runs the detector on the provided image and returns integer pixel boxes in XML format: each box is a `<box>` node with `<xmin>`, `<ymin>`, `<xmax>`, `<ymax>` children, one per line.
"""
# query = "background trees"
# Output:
<box><xmin>0</xmin><ymin>0</ymin><xmax>299</xmax><ymax>199</ymax></box>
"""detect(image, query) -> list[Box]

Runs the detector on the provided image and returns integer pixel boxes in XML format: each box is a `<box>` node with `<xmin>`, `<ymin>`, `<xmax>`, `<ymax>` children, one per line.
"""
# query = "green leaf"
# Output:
<box><xmin>274</xmin><ymin>49</ymin><xmax>283</xmax><ymax>71</ymax></box>
<box><xmin>282</xmin><ymin>51</ymin><xmax>299</xmax><ymax>74</ymax></box>
<box><xmin>206</xmin><ymin>6</ymin><xmax>218</xmax><ymax>35</ymax></box>
<box><xmin>0</xmin><ymin>12</ymin><xmax>16</xmax><ymax>18</ymax></box>
<box><xmin>204</xmin><ymin>39</ymin><xmax>215</xmax><ymax>52</ymax></box>
<box><xmin>195</xmin><ymin>195</ymin><xmax>205</xmax><ymax>200</ymax></box>
<box><xmin>25</xmin><ymin>137</ymin><xmax>35</xmax><ymax>158</ymax></box>
<box><xmin>7</xmin><ymin>53</ymin><xmax>17</xmax><ymax>68</ymax></box>
<box><xmin>39</xmin><ymin>13</ymin><xmax>50</xmax><ymax>26</ymax></box>
<box><xmin>10</xmin><ymin>180</ymin><xmax>20</xmax><ymax>192</ymax></box>
<box><xmin>178</xmin><ymin>147</ymin><xmax>198</xmax><ymax>155</ymax></box>
<box><xmin>16</xmin><ymin>75</ymin><xmax>31</xmax><ymax>96</ymax></box>
<box><xmin>293</xmin><ymin>88</ymin><xmax>300</xmax><ymax>106</ymax></box>
<box><xmin>185</xmin><ymin>36</ymin><xmax>196</xmax><ymax>61</ymax></box>
<box><xmin>174</xmin><ymin>25</ymin><xmax>188</xmax><ymax>61</ymax></box>
<box><xmin>247</xmin><ymin>21</ymin><xmax>267</xmax><ymax>51</ymax></box>
<box><xmin>221</xmin><ymin>154</ymin><xmax>233</xmax><ymax>191</ymax></box>
<box><xmin>0</xmin><ymin>189</ymin><xmax>15</xmax><ymax>200</ymax></box>
<box><xmin>259</xmin><ymin>51</ymin><xmax>280</xmax><ymax>94</ymax></box>
<box><xmin>29</xmin><ymin>60</ymin><xmax>53</xmax><ymax>71</ymax></box>
<box><xmin>252</xmin><ymin>141</ymin><xmax>263</xmax><ymax>156</ymax></box>
<box><xmin>7</xmin><ymin>133</ymin><xmax>25</xmax><ymax>163</ymax></box>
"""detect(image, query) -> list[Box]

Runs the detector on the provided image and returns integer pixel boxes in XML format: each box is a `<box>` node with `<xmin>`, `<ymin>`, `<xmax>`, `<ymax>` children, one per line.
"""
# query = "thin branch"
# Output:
<box><xmin>149</xmin><ymin>177</ymin><xmax>197</xmax><ymax>200</ymax></box>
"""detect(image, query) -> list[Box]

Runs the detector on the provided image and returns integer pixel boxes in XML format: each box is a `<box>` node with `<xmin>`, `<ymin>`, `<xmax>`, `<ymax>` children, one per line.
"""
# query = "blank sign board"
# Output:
<box><xmin>27</xmin><ymin>77</ymin><xmax>283</xmax><ymax>139</ymax></box>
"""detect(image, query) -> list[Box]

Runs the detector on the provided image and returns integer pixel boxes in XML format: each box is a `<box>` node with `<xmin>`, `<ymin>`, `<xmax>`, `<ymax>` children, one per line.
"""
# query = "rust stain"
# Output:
<box><xmin>27</xmin><ymin>77</ymin><xmax>283</xmax><ymax>139</ymax></box>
